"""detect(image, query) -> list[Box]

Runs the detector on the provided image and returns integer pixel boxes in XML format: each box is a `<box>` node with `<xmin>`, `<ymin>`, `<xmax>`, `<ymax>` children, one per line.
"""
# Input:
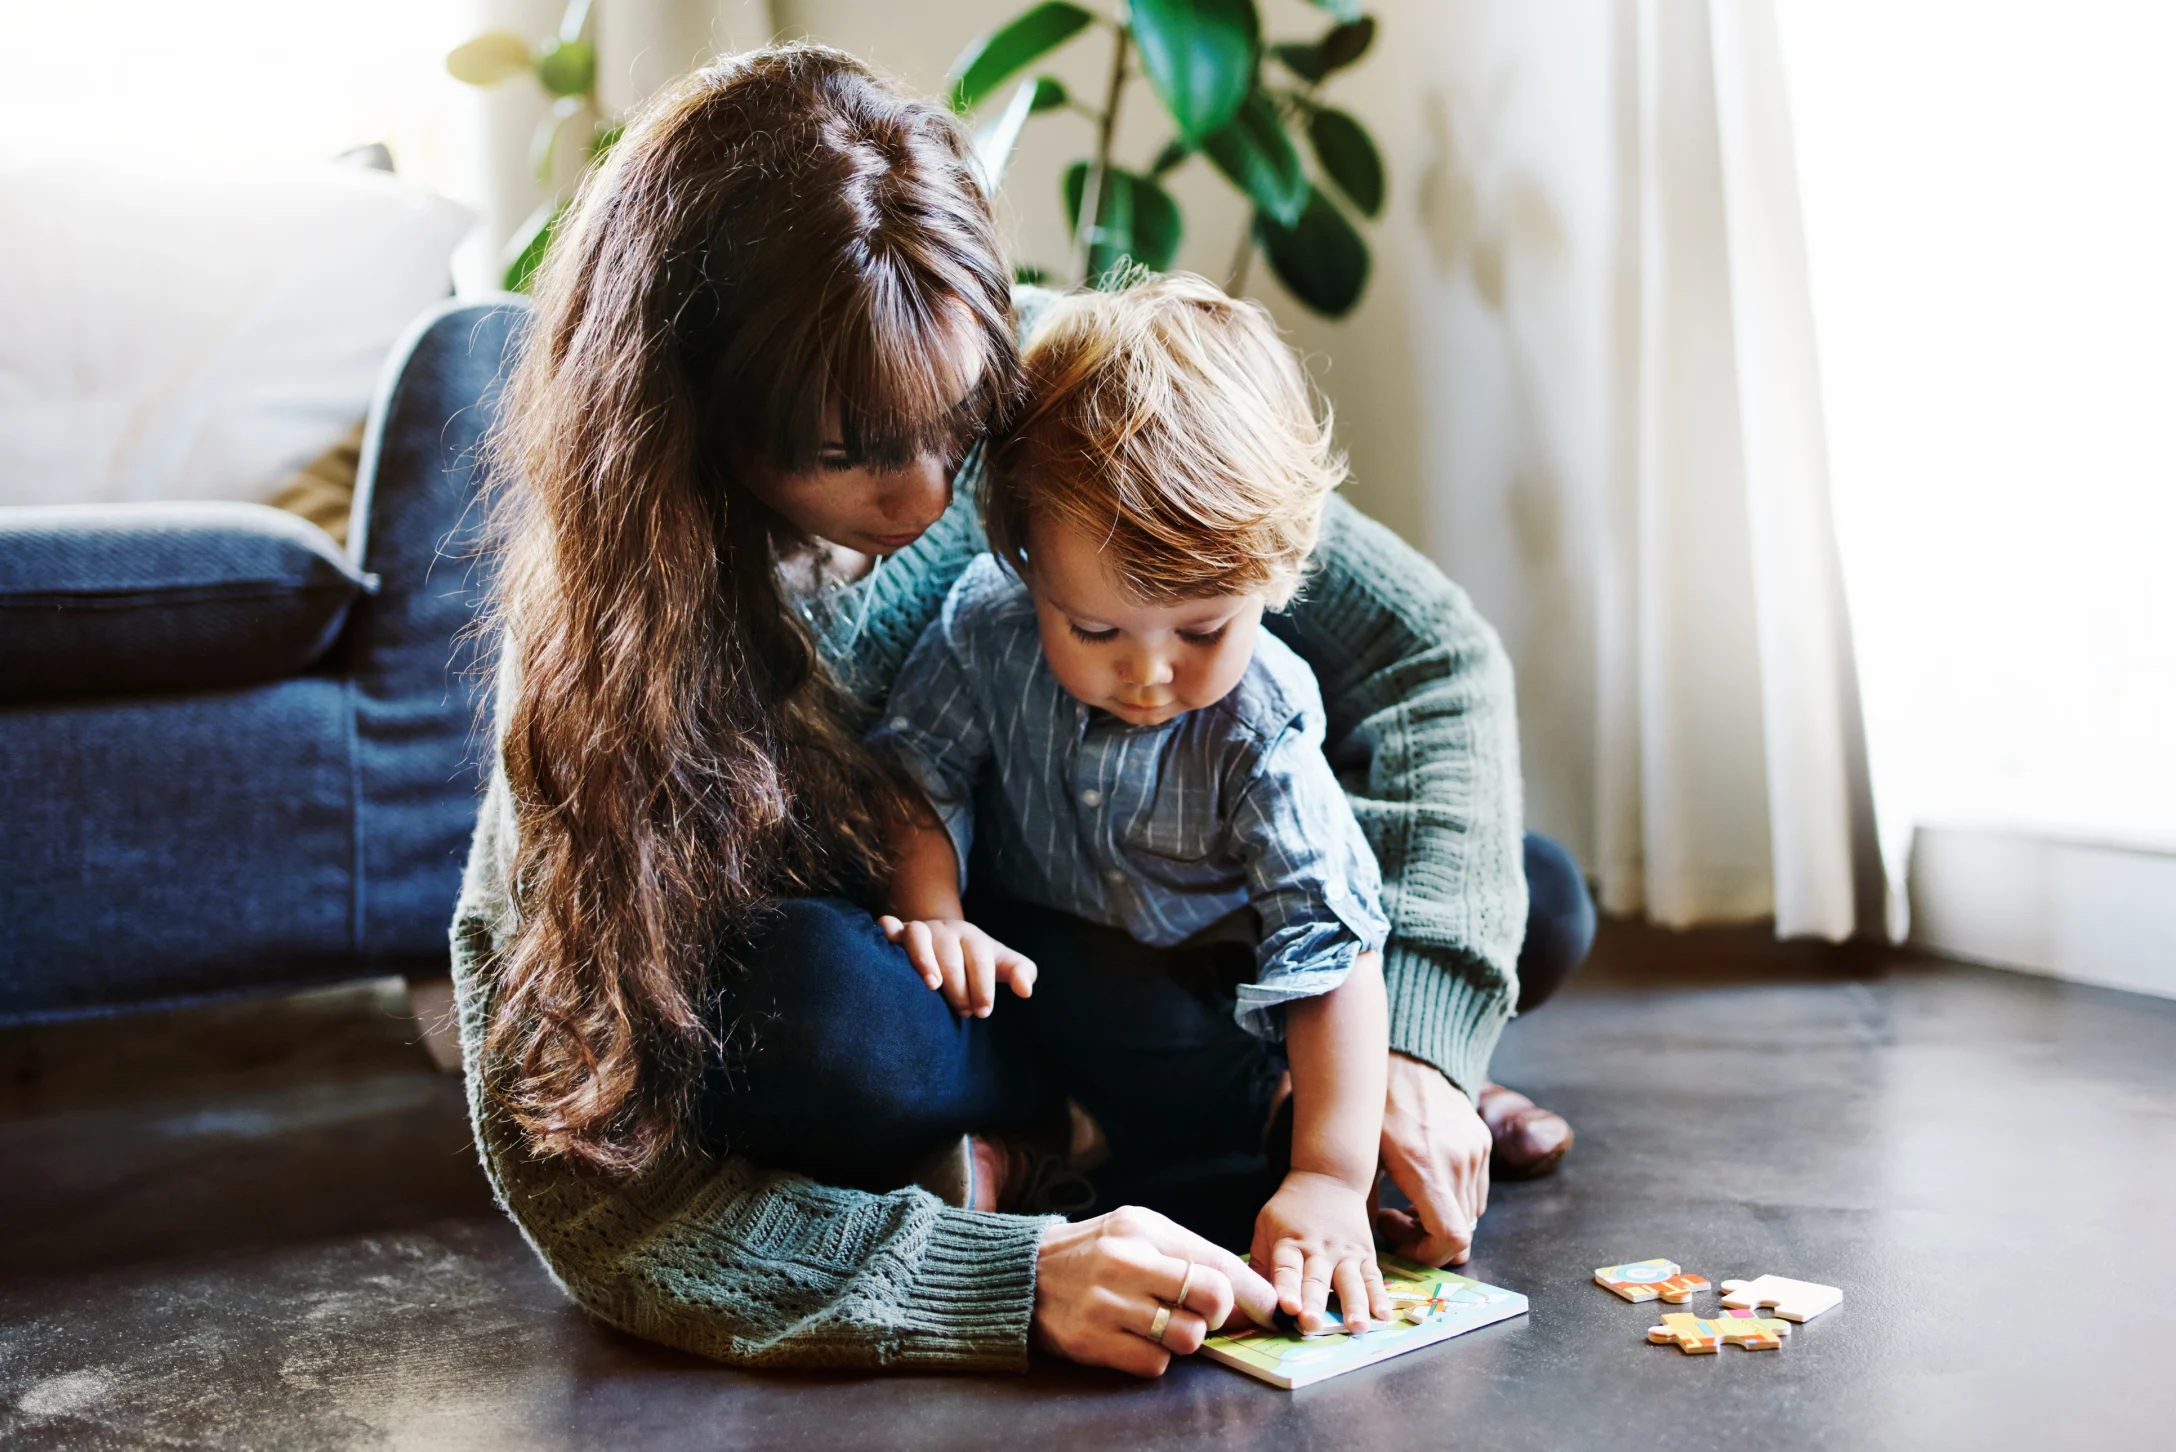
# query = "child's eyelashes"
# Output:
<box><xmin>1065</xmin><ymin>621</ymin><xmax>1230</xmax><ymax>646</ymax></box>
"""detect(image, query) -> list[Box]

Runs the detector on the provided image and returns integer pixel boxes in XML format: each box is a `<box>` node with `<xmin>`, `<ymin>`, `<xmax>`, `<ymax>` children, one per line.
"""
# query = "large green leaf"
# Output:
<box><xmin>1270</xmin><ymin>17</ymin><xmax>1374</xmax><ymax>84</ymax></box>
<box><xmin>1030</xmin><ymin>76</ymin><xmax>1069</xmax><ymax>112</ymax></box>
<box><xmin>535</xmin><ymin>37</ymin><xmax>595</xmax><ymax>97</ymax></box>
<box><xmin>1254</xmin><ymin>184</ymin><xmax>1369</xmax><ymax>316</ymax></box>
<box><xmin>1201</xmin><ymin>90</ymin><xmax>1306</xmax><ymax>227</ymax></box>
<box><xmin>948</xmin><ymin>2</ymin><xmax>1094</xmax><ymax>112</ymax></box>
<box><xmin>1308</xmin><ymin>106</ymin><xmax>1382</xmax><ymax>217</ymax></box>
<box><xmin>1065</xmin><ymin>162</ymin><xmax>1184</xmax><ymax>277</ymax></box>
<box><xmin>1129</xmin><ymin>0</ymin><xmax>1258</xmax><ymax>141</ymax></box>
<box><xmin>502</xmin><ymin>200</ymin><xmax>569</xmax><ymax>293</ymax></box>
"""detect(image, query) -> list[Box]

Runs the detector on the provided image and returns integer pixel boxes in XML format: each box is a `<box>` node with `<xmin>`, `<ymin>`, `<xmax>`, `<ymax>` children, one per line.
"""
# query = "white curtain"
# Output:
<box><xmin>1594</xmin><ymin>0</ymin><xmax>1881</xmax><ymax>936</ymax></box>
<box><xmin>1775</xmin><ymin>0</ymin><xmax>2176</xmax><ymax>876</ymax></box>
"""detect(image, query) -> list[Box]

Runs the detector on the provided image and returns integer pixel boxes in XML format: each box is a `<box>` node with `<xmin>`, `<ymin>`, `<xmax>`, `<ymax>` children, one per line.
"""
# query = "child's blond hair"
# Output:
<box><xmin>982</xmin><ymin>272</ymin><xmax>1345</xmax><ymax>609</ymax></box>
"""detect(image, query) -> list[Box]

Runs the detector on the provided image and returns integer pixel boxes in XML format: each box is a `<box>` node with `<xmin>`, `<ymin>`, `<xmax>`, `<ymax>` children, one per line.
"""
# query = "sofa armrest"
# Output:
<box><xmin>346</xmin><ymin>296</ymin><xmax>528</xmax><ymax>693</ymax></box>
<box><xmin>343</xmin><ymin>295</ymin><xmax>530</xmax><ymax>966</ymax></box>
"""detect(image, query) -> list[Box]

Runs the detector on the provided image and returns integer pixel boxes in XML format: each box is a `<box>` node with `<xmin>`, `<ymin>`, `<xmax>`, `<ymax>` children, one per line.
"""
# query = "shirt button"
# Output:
<box><xmin>889</xmin><ymin>717</ymin><xmax>909</xmax><ymax>731</ymax></box>
<box><xmin>1079</xmin><ymin>788</ymin><xmax>1102</xmax><ymax>807</ymax></box>
<box><xmin>1104</xmin><ymin>868</ymin><xmax>1125</xmax><ymax>884</ymax></box>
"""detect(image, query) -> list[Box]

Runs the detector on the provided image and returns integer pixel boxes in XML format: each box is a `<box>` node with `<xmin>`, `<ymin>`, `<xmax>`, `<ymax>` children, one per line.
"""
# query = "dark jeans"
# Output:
<box><xmin>701</xmin><ymin>834</ymin><xmax>1596</xmax><ymax>1206</ymax></box>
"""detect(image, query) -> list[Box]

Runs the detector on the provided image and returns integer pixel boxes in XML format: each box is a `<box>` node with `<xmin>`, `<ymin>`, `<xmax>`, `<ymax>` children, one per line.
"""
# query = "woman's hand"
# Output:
<box><xmin>877</xmin><ymin>916</ymin><xmax>1037</xmax><ymax>1018</ymax></box>
<box><xmin>1376</xmin><ymin>1051</ymin><xmax>1492</xmax><ymax>1266</ymax></box>
<box><xmin>1033</xmin><ymin>1206</ymin><xmax>1278</xmax><ymax>1377</ymax></box>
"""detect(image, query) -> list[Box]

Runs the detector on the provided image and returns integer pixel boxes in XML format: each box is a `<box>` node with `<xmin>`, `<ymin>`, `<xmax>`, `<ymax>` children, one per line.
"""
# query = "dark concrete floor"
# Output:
<box><xmin>5</xmin><ymin>923</ymin><xmax>2174</xmax><ymax>1451</ymax></box>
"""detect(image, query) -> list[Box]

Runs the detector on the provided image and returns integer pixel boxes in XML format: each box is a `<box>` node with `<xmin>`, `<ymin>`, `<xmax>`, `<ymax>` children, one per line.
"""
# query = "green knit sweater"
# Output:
<box><xmin>449</xmin><ymin>452</ymin><xmax>1526</xmax><ymax>1375</ymax></box>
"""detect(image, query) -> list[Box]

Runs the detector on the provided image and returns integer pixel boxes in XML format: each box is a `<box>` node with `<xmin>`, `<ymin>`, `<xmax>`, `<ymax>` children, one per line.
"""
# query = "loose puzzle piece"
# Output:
<box><xmin>1718</xmin><ymin>1274</ymin><xmax>1843</xmax><ymax>1323</ymax></box>
<box><xmin>1647</xmin><ymin>1309</ymin><xmax>1792</xmax><ymax>1354</ymax></box>
<box><xmin>1594</xmin><ymin>1259</ymin><xmax>1713</xmax><ymax>1304</ymax></box>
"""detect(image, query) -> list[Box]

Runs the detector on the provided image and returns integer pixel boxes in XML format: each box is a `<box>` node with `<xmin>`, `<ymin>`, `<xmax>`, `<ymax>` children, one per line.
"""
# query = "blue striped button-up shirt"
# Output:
<box><xmin>867</xmin><ymin>555</ymin><xmax>1389</xmax><ymax>1041</ymax></box>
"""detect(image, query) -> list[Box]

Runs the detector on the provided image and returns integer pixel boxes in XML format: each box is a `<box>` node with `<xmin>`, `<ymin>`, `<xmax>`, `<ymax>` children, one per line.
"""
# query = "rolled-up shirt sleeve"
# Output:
<box><xmin>1227</xmin><ymin>715</ymin><xmax>1392</xmax><ymax>1041</ymax></box>
<box><xmin>866</xmin><ymin>610</ymin><xmax>989</xmax><ymax>894</ymax></box>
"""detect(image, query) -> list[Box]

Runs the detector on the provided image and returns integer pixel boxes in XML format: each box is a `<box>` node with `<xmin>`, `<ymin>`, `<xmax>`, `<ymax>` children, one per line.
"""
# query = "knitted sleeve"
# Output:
<box><xmin>451</xmin><ymin>759</ymin><xmax>1054</xmax><ymax>1370</ymax></box>
<box><xmin>1268</xmin><ymin>495</ymin><xmax>1528</xmax><ymax>1098</ymax></box>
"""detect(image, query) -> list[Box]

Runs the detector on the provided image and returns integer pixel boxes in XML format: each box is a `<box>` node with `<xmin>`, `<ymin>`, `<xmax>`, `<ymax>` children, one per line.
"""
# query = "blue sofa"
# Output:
<box><xmin>0</xmin><ymin>299</ymin><xmax>526</xmax><ymax>1022</ymax></box>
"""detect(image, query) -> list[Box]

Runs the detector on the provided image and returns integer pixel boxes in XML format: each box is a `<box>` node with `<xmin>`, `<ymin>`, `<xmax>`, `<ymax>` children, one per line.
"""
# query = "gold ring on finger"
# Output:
<box><xmin>1147</xmin><ymin>1304</ymin><xmax>1172</xmax><ymax>1344</ymax></box>
<box><xmin>1174</xmin><ymin>1260</ymin><xmax>1196</xmax><ymax>1305</ymax></box>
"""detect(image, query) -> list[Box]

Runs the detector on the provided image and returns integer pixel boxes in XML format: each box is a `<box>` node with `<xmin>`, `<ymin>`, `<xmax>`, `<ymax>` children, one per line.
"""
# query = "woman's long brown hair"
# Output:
<box><xmin>486</xmin><ymin>45</ymin><xmax>1018</xmax><ymax>1176</ymax></box>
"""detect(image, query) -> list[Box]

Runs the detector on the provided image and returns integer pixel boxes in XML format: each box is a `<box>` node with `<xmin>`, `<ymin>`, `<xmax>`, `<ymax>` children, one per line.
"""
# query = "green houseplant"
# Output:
<box><xmin>948</xmin><ymin>0</ymin><xmax>1385</xmax><ymax>315</ymax></box>
<box><xmin>445</xmin><ymin>0</ymin><xmax>621</xmax><ymax>291</ymax></box>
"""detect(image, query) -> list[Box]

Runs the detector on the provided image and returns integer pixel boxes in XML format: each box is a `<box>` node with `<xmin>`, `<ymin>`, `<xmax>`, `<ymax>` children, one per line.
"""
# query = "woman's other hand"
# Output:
<box><xmin>877</xmin><ymin>916</ymin><xmax>1037</xmax><ymax>1017</ymax></box>
<box><xmin>1033</xmin><ymin>1207</ymin><xmax>1277</xmax><ymax>1377</ymax></box>
<box><xmin>1376</xmin><ymin>1050</ymin><xmax>1492</xmax><ymax>1266</ymax></box>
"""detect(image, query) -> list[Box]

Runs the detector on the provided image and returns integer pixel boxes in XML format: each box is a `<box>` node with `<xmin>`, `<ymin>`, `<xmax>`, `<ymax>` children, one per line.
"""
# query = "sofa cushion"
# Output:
<box><xmin>0</xmin><ymin>502</ymin><xmax>377</xmax><ymax>703</ymax></box>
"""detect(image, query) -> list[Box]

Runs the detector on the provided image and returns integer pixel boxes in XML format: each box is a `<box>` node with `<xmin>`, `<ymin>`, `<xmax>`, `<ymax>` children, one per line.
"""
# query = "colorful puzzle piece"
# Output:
<box><xmin>1594</xmin><ymin>1259</ymin><xmax>1713</xmax><ymax>1304</ymax></box>
<box><xmin>1647</xmin><ymin>1309</ymin><xmax>1792</xmax><ymax>1354</ymax></box>
<box><xmin>1718</xmin><ymin>1274</ymin><xmax>1843</xmax><ymax>1323</ymax></box>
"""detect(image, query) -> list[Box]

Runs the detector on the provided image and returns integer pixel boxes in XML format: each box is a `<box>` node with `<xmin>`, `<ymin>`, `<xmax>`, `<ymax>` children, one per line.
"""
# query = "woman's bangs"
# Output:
<box><xmin>828</xmin><ymin>291</ymin><xmax>1005</xmax><ymax>471</ymax></box>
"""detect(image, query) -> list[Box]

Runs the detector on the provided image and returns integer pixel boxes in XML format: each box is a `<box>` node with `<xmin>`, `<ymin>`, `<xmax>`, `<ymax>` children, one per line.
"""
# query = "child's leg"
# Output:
<box><xmin>695</xmin><ymin>897</ymin><xmax>1054</xmax><ymax>1189</ymax></box>
<box><xmin>970</xmin><ymin>895</ymin><xmax>1287</xmax><ymax>1172</ymax></box>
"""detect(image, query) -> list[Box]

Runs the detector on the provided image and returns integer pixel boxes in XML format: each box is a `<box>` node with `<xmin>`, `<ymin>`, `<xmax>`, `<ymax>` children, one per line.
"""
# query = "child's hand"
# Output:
<box><xmin>1250</xmin><ymin>1170</ymin><xmax>1393</xmax><ymax>1334</ymax></box>
<box><xmin>878</xmin><ymin>916</ymin><xmax>1038</xmax><ymax>1018</ymax></box>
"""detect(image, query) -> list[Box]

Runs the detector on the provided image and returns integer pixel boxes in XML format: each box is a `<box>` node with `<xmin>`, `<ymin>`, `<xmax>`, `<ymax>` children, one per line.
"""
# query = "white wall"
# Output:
<box><xmin>1</xmin><ymin>0</ymin><xmax>473</xmax><ymax>179</ymax></box>
<box><xmin>1910</xmin><ymin>827</ymin><xmax>2176</xmax><ymax>1001</ymax></box>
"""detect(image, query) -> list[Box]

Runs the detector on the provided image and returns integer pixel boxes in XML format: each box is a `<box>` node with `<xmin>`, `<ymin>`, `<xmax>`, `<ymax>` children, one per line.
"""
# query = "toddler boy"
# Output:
<box><xmin>868</xmin><ymin>273</ymin><xmax>1393</xmax><ymax>1335</ymax></box>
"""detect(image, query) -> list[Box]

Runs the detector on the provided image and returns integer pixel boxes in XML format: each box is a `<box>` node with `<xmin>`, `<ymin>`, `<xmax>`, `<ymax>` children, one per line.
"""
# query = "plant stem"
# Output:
<box><xmin>1073</xmin><ymin>21</ymin><xmax>1132</xmax><ymax>284</ymax></box>
<box><xmin>1227</xmin><ymin>222</ymin><xmax>1254</xmax><ymax>294</ymax></box>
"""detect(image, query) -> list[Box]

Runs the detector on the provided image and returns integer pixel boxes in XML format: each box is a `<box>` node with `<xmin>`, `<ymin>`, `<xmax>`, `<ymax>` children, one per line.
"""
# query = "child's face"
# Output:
<box><xmin>1026</xmin><ymin>514</ymin><xmax>1266</xmax><ymax>728</ymax></box>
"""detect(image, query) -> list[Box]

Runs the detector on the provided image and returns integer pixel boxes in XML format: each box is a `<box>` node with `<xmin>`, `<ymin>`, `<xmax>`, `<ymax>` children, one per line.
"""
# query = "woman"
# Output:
<box><xmin>453</xmin><ymin>44</ymin><xmax>1590</xmax><ymax>1377</ymax></box>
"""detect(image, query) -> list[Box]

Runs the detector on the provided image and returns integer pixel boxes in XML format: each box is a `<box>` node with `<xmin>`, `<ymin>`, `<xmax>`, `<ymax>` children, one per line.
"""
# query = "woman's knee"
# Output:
<box><xmin>737</xmin><ymin>897</ymin><xmax>898</xmax><ymax>1021</ymax></box>
<box><xmin>1517</xmin><ymin>834</ymin><xmax>1596</xmax><ymax>1014</ymax></box>
<box><xmin>729</xmin><ymin>898</ymin><xmax>954</xmax><ymax>1079</ymax></box>
<box><xmin>711</xmin><ymin>898</ymin><xmax>954</xmax><ymax>1158</ymax></box>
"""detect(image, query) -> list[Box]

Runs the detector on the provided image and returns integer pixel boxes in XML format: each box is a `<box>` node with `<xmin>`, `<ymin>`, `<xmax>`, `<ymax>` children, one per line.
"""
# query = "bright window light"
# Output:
<box><xmin>0</xmin><ymin>0</ymin><xmax>471</xmax><ymax>188</ymax></box>
<box><xmin>1780</xmin><ymin>0</ymin><xmax>2176</xmax><ymax>850</ymax></box>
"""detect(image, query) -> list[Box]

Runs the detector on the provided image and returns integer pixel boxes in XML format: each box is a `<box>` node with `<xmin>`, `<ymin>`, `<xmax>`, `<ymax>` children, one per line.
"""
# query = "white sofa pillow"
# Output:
<box><xmin>0</xmin><ymin>165</ymin><xmax>471</xmax><ymax>508</ymax></box>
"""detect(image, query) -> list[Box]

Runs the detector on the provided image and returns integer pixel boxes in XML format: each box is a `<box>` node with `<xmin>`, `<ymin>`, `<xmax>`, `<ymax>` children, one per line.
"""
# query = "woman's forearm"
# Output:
<box><xmin>1283</xmin><ymin>950</ymin><xmax>1388</xmax><ymax>1190</ymax></box>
